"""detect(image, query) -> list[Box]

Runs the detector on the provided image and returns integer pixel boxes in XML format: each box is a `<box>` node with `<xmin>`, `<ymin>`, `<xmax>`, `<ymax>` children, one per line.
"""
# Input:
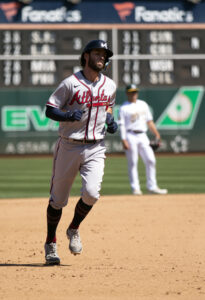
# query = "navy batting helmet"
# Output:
<box><xmin>80</xmin><ymin>39</ymin><xmax>113</xmax><ymax>67</ymax></box>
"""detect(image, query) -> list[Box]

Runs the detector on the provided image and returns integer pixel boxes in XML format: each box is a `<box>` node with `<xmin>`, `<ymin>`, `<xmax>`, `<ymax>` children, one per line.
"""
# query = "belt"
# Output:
<box><xmin>127</xmin><ymin>130</ymin><xmax>144</xmax><ymax>134</ymax></box>
<box><xmin>67</xmin><ymin>138</ymin><xmax>103</xmax><ymax>144</ymax></box>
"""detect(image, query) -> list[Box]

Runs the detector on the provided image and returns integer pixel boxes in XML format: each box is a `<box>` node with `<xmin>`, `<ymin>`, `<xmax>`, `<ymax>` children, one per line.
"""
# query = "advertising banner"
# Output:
<box><xmin>0</xmin><ymin>0</ymin><xmax>205</xmax><ymax>24</ymax></box>
<box><xmin>0</xmin><ymin>87</ymin><xmax>205</xmax><ymax>154</ymax></box>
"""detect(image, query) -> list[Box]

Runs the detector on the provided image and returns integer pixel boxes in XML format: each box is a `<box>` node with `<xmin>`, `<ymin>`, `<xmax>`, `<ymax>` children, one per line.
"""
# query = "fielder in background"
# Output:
<box><xmin>118</xmin><ymin>84</ymin><xmax>167</xmax><ymax>196</ymax></box>
<box><xmin>44</xmin><ymin>40</ymin><xmax>118</xmax><ymax>265</ymax></box>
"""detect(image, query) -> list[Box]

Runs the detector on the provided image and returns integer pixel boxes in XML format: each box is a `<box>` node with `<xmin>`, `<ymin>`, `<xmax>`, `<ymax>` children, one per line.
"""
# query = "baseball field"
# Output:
<box><xmin>0</xmin><ymin>154</ymin><xmax>205</xmax><ymax>300</ymax></box>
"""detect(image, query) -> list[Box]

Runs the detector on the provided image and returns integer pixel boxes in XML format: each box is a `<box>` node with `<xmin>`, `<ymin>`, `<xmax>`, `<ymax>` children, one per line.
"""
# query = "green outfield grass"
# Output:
<box><xmin>0</xmin><ymin>154</ymin><xmax>204</xmax><ymax>198</ymax></box>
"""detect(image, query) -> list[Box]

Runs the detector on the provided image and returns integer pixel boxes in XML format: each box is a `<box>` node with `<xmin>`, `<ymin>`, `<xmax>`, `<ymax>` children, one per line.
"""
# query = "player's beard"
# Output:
<box><xmin>88</xmin><ymin>56</ymin><xmax>105</xmax><ymax>72</ymax></box>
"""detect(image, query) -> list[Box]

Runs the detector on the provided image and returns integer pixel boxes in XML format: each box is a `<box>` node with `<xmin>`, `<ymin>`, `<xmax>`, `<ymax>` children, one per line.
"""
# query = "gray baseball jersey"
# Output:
<box><xmin>47</xmin><ymin>70</ymin><xmax>116</xmax><ymax>208</ymax></box>
<box><xmin>47</xmin><ymin>70</ymin><xmax>116</xmax><ymax>140</ymax></box>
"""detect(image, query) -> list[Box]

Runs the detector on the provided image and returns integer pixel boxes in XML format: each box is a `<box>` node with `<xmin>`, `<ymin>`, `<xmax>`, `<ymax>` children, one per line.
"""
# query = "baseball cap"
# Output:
<box><xmin>126</xmin><ymin>84</ymin><xmax>139</xmax><ymax>93</ymax></box>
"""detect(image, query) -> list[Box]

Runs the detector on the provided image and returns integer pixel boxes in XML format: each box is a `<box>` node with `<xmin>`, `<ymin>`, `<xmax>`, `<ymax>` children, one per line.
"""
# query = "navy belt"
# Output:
<box><xmin>128</xmin><ymin>130</ymin><xmax>144</xmax><ymax>134</ymax></box>
<box><xmin>67</xmin><ymin>138</ymin><xmax>103</xmax><ymax>144</ymax></box>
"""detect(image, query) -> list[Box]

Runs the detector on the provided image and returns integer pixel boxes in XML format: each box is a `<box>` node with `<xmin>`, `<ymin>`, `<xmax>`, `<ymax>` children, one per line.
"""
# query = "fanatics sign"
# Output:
<box><xmin>0</xmin><ymin>0</ymin><xmax>204</xmax><ymax>24</ymax></box>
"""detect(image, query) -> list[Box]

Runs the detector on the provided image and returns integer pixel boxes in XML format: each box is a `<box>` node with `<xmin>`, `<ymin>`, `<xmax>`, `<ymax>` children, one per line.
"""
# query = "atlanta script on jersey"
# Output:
<box><xmin>47</xmin><ymin>71</ymin><xmax>116</xmax><ymax>140</ymax></box>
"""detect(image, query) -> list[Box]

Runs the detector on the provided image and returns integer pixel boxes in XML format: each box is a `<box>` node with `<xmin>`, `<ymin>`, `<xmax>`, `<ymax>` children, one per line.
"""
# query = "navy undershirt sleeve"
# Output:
<box><xmin>45</xmin><ymin>105</ymin><xmax>68</xmax><ymax>121</ymax></box>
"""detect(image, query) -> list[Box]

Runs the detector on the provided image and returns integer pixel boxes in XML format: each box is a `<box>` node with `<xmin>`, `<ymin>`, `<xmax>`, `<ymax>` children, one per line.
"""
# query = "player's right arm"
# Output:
<box><xmin>45</xmin><ymin>80</ymin><xmax>83</xmax><ymax>122</ymax></box>
<box><xmin>45</xmin><ymin>106</ymin><xmax>83</xmax><ymax>122</ymax></box>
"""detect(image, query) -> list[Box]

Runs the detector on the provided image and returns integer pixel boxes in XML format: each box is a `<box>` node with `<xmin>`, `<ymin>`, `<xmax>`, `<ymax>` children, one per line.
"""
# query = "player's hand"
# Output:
<box><xmin>150</xmin><ymin>138</ymin><xmax>161</xmax><ymax>151</ymax></box>
<box><xmin>122</xmin><ymin>140</ymin><xmax>130</xmax><ymax>150</ymax></box>
<box><xmin>106</xmin><ymin>113</ymin><xmax>118</xmax><ymax>134</ymax></box>
<box><xmin>66</xmin><ymin>109</ymin><xmax>83</xmax><ymax>122</ymax></box>
<box><xmin>106</xmin><ymin>113</ymin><xmax>114</xmax><ymax>125</ymax></box>
<box><xmin>107</xmin><ymin>121</ymin><xmax>118</xmax><ymax>134</ymax></box>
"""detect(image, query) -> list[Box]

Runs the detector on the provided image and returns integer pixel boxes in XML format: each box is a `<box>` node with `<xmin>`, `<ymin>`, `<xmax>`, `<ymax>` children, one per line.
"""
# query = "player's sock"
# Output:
<box><xmin>69</xmin><ymin>198</ymin><xmax>93</xmax><ymax>229</ymax></box>
<box><xmin>46</xmin><ymin>203</ymin><xmax>62</xmax><ymax>244</ymax></box>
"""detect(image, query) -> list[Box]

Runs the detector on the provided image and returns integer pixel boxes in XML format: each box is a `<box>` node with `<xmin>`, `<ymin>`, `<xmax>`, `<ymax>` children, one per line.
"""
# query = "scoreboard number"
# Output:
<box><xmin>0</xmin><ymin>24</ymin><xmax>205</xmax><ymax>87</ymax></box>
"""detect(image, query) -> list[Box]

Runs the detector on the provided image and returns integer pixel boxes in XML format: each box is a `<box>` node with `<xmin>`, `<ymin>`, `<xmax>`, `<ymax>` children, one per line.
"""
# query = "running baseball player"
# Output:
<box><xmin>44</xmin><ymin>40</ymin><xmax>118</xmax><ymax>265</ymax></box>
<box><xmin>118</xmin><ymin>84</ymin><xmax>167</xmax><ymax>195</ymax></box>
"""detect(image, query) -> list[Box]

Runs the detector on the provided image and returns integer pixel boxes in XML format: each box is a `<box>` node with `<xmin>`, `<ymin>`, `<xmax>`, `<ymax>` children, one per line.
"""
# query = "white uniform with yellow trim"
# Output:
<box><xmin>47</xmin><ymin>70</ymin><xmax>116</xmax><ymax>208</ymax></box>
<box><xmin>119</xmin><ymin>99</ymin><xmax>158</xmax><ymax>192</ymax></box>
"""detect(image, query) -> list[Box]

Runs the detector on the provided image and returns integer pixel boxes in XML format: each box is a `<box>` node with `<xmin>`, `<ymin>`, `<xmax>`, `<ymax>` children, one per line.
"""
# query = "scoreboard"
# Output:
<box><xmin>0</xmin><ymin>24</ymin><xmax>205</xmax><ymax>88</ymax></box>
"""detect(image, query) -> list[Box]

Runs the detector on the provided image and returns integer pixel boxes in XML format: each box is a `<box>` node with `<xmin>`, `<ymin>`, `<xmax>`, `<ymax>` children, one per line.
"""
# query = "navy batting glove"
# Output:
<box><xmin>106</xmin><ymin>113</ymin><xmax>118</xmax><ymax>133</ymax></box>
<box><xmin>106</xmin><ymin>113</ymin><xmax>114</xmax><ymax>125</ymax></box>
<box><xmin>107</xmin><ymin>121</ymin><xmax>118</xmax><ymax>134</ymax></box>
<box><xmin>66</xmin><ymin>109</ymin><xmax>83</xmax><ymax>122</ymax></box>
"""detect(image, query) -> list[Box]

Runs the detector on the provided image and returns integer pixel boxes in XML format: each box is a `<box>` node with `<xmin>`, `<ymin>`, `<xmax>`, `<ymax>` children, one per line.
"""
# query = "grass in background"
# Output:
<box><xmin>0</xmin><ymin>155</ymin><xmax>204</xmax><ymax>198</ymax></box>
<box><xmin>103</xmin><ymin>155</ymin><xmax>205</xmax><ymax>195</ymax></box>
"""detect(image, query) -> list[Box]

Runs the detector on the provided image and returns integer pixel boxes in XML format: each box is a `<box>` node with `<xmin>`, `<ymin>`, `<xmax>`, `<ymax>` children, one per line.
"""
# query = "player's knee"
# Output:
<box><xmin>82</xmin><ymin>186</ymin><xmax>100</xmax><ymax>205</ymax></box>
<box><xmin>49</xmin><ymin>196</ymin><xmax>68</xmax><ymax>209</ymax></box>
<box><xmin>147</xmin><ymin>157</ymin><xmax>156</xmax><ymax>167</ymax></box>
<box><xmin>130</xmin><ymin>161</ymin><xmax>136</xmax><ymax>168</ymax></box>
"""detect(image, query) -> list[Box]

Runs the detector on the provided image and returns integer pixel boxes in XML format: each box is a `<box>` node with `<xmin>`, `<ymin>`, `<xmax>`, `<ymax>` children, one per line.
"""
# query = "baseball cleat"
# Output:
<box><xmin>66</xmin><ymin>228</ymin><xmax>82</xmax><ymax>255</ymax></box>
<box><xmin>148</xmin><ymin>187</ymin><xmax>168</xmax><ymax>195</ymax></box>
<box><xmin>44</xmin><ymin>242</ymin><xmax>60</xmax><ymax>265</ymax></box>
<box><xmin>132</xmin><ymin>189</ymin><xmax>143</xmax><ymax>195</ymax></box>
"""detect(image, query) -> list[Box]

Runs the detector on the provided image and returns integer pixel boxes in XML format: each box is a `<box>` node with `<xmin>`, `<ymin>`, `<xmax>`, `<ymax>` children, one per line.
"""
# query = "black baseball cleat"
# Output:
<box><xmin>44</xmin><ymin>242</ymin><xmax>60</xmax><ymax>265</ymax></box>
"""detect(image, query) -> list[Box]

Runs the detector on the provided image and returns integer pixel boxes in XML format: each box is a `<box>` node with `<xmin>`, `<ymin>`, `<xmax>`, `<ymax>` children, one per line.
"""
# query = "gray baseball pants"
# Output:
<box><xmin>49</xmin><ymin>137</ymin><xmax>106</xmax><ymax>209</ymax></box>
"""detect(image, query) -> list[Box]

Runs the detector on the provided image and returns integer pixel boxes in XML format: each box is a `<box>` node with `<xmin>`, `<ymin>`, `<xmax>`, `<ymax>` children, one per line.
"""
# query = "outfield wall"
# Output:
<box><xmin>0</xmin><ymin>87</ymin><xmax>204</xmax><ymax>154</ymax></box>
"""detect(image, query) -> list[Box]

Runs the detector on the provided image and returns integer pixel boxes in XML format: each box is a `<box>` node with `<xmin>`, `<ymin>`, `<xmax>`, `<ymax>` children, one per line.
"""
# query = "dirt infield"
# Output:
<box><xmin>0</xmin><ymin>194</ymin><xmax>205</xmax><ymax>300</ymax></box>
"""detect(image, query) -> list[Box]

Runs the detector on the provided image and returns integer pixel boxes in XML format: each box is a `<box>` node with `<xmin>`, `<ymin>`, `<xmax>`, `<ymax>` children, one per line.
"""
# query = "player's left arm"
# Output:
<box><xmin>105</xmin><ymin>85</ymin><xmax>118</xmax><ymax>133</ymax></box>
<box><xmin>147</xmin><ymin>120</ymin><xmax>161</xmax><ymax>151</ymax></box>
<box><xmin>106</xmin><ymin>107</ymin><xmax>118</xmax><ymax>134</ymax></box>
<box><xmin>147</xmin><ymin>120</ymin><xmax>161</xmax><ymax>140</ymax></box>
<box><xmin>107</xmin><ymin>107</ymin><xmax>112</xmax><ymax>114</ymax></box>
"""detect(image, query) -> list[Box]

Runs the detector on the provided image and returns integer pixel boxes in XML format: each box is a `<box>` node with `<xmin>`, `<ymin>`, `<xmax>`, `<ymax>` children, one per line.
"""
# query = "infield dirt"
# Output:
<box><xmin>0</xmin><ymin>194</ymin><xmax>205</xmax><ymax>300</ymax></box>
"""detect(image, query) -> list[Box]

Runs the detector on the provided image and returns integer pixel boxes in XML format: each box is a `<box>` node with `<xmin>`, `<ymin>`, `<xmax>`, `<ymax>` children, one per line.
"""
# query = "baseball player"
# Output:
<box><xmin>44</xmin><ymin>40</ymin><xmax>118</xmax><ymax>265</ymax></box>
<box><xmin>118</xmin><ymin>84</ymin><xmax>167</xmax><ymax>195</ymax></box>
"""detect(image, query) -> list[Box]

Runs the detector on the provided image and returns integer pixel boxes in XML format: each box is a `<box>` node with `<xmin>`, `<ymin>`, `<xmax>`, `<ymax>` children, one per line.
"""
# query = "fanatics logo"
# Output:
<box><xmin>0</xmin><ymin>1</ymin><xmax>20</xmax><ymax>21</ymax></box>
<box><xmin>113</xmin><ymin>2</ymin><xmax>135</xmax><ymax>21</ymax></box>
